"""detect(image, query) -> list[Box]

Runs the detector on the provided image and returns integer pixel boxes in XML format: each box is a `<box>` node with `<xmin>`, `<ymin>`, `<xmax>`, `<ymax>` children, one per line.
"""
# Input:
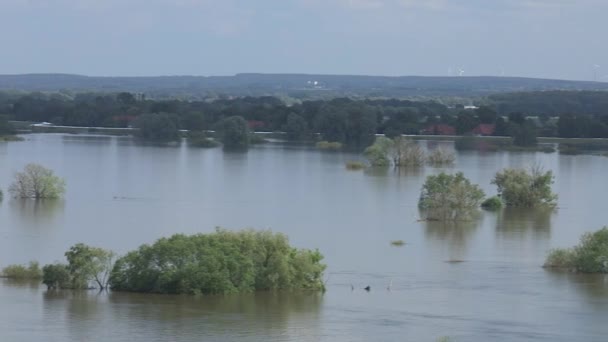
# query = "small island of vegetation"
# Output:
<box><xmin>544</xmin><ymin>227</ymin><xmax>608</xmax><ymax>273</ymax></box>
<box><xmin>4</xmin><ymin>229</ymin><xmax>327</xmax><ymax>295</ymax></box>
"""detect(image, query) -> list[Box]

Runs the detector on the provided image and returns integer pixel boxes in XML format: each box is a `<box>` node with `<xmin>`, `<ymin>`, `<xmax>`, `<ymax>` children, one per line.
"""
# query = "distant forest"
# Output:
<box><xmin>2</xmin><ymin>90</ymin><xmax>608</xmax><ymax>142</ymax></box>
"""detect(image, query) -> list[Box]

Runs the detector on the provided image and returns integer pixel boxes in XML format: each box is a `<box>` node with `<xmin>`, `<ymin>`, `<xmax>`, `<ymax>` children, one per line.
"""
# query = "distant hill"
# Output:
<box><xmin>1</xmin><ymin>73</ymin><xmax>607</xmax><ymax>99</ymax></box>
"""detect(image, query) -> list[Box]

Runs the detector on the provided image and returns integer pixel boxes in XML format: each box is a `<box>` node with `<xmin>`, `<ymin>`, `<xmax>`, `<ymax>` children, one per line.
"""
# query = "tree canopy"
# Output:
<box><xmin>218</xmin><ymin>116</ymin><xmax>250</xmax><ymax>149</ymax></box>
<box><xmin>133</xmin><ymin>113</ymin><xmax>179</xmax><ymax>142</ymax></box>
<box><xmin>8</xmin><ymin>164</ymin><xmax>66</xmax><ymax>199</ymax></box>
<box><xmin>492</xmin><ymin>167</ymin><xmax>557</xmax><ymax>207</ymax></box>
<box><xmin>109</xmin><ymin>229</ymin><xmax>326</xmax><ymax>295</ymax></box>
<box><xmin>419</xmin><ymin>172</ymin><xmax>485</xmax><ymax>221</ymax></box>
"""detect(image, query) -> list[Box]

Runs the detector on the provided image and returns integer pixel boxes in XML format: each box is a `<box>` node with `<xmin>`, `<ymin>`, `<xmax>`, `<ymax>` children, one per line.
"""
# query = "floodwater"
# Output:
<box><xmin>0</xmin><ymin>134</ymin><xmax>607</xmax><ymax>342</ymax></box>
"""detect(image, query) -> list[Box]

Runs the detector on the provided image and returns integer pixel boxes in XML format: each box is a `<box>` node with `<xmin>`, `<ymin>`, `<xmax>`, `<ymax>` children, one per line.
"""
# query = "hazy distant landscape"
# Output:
<box><xmin>2</xmin><ymin>73</ymin><xmax>608</xmax><ymax>99</ymax></box>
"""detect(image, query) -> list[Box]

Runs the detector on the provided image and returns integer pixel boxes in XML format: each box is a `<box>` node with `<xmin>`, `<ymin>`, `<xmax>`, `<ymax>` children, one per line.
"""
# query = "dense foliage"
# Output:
<box><xmin>109</xmin><ymin>229</ymin><xmax>326</xmax><ymax>295</ymax></box>
<box><xmin>42</xmin><ymin>243</ymin><xmax>115</xmax><ymax>290</ymax></box>
<box><xmin>544</xmin><ymin>227</ymin><xmax>608</xmax><ymax>273</ymax></box>
<box><xmin>8</xmin><ymin>164</ymin><xmax>66</xmax><ymax>199</ymax></box>
<box><xmin>1</xmin><ymin>261</ymin><xmax>42</xmax><ymax>280</ymax></box>
<box><xmin>492</xmin><ymin>167</ymin><xmax>557</xmax><ymax>207</ymax></box>
<box><xmin>218</xmin><ymin>116</ymin><xmax>250</xmax><ymax>149</ymax></box>
<box><xmin>5</xmin><ymin>90</ymin><xmax>608</xmax><ymax>141</ymax></box>
<box><xmin>133</xmin><ymin>113</ymin><xmax>179</xmax><ymax>142</ymax></box>
<box><xmin>481</xmin><ymin>196</ymin><xmax>503</xmax><ymax>210</ymax></box>
<box><xmin>419</xmin><ymin>172</ymin><xmax>485</xmax><ymax>221</ymax></box>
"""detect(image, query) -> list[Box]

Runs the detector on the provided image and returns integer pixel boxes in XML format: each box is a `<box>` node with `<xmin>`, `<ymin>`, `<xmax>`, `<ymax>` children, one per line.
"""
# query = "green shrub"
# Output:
<box><xmin>2</xmin><ymin>261</ymin><xmax>42</xmax><ymax>279</ymax></box>
<box><xmin>427</xmin><ymin>148</ymin><xmax>455</xmax><ymax>166</ymax></box>
<box><xmin>109</xmin><ymin>228</ymin><xmax>327</xmax><ymax>295</ymax></box>
<box><xmin>492</xmin><ymin>166</ymin><xmax>557</xmax><ymax>207</ymax></box>
<box><xmin>419</xmin><ymin>172</ymin><xmax>485</xmax><ymax>221</ymax></box>
<box><xmin>42</xmin><ymin>263</ymin><xmax>71</xmax><ymax>289</ymax></box>
<box><xmin>316</xmin><ymin>141</ymin><xmax>343</xmax><ymax>150</ymax></box>
<box><xmin>390</xmin><ymin>240</ymin><xmax>406</xmax><ymax>246</ymax></box>
<box><xmin>364</xmin><ymin>137</ymin><xmax>392</xmax><ymax>166</ymax></box>
<box><xmin>345</xmin><ymin>161</ymin><xmax>366</xmax><ymax>170</ymax></box>
<box><xmin>481</xmin><ymin>196</ymin><xmax>503</xmax><ymax>210</ymax></box>
<box><xmin>544</xmin><ymin>249</ymin><xmax>575</xmax><ymax>269</ymax></box>
<box><xmin>544</xmin><ymin>227</ymin><xmax>608</xmax><ymax>273</ymax></box>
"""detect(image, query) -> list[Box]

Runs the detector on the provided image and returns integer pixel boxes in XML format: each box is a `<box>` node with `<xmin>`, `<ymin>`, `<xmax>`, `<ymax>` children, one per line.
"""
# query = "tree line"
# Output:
<box><xmin>3</xmin><ymin>91</ymin><xmax>608</xmax><ymax>144</ymax></box>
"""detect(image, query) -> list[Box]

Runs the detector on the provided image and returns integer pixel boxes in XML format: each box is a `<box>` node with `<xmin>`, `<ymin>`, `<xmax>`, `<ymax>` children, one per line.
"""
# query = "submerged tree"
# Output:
<box><xmin>364</xmin><ymin>137</ymin><xmax>425</xmax><ymax>167</ymax></box>
<box><xmin>109</xmin><ymin>228</ymin><xmax>326</xmax><ymax>295</ymax></box>
<box><xmin>419</xmin><ymin>172</ymin><xmax>485</xmax><ymax>221</ymax></box>
<box><xmin>492</xmin><ymin>166</ymin><xmax>557</xmax><ymax>207</ymax></box>
<box><xmin>391</xmin><ymin>137</ymin><xmax>425</xmax><ymax>167</ymax></box>
<box><xmin>544</xmin><ymin>227</ymin><xmax>608</xmax><ymax>273</ymax></box>
<box><xmin>65</xmin><ymin>243</ymin><xmax>116</xmax><ymax>290</ymax></box>
<box><xmin>8</xmin><ymin>164</ymin><xmax>66</xmax><ymax>199</ymax></box>
<box><xmin>42</xmin><ymin>243</ymin><xmax>115</xmax><ymax>290</ymax></box>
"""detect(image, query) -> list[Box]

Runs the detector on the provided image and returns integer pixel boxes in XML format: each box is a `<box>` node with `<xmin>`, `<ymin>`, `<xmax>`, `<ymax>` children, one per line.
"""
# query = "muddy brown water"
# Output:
<box><xmin>0</xmin><ymin>134</ymin><xmax>607</xmax><ymax>341</ymax></box>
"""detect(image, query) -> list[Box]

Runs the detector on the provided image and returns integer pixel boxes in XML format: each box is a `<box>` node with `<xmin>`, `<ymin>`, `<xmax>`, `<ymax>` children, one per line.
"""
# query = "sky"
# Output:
<box><xmin>0</xmin><ymin>0</ymin><xmax>607</xmax><ymax>81</ymax></box>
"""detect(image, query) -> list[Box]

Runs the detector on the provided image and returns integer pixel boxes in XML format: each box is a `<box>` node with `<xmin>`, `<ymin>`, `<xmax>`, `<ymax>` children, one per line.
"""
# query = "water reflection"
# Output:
<box><xmin>422</xmin><ymin>213</ymin><xmax>483</xmax><ymax>260</ymax></box>
<box><xmin>544</xmin><ymin>271</ymin><xmax>608</xmax><ymax>309</ymax></box>
<box><xmin>495</xmin><ymin>207</ymin><xmax>553</xmax><ymax>240</ymax></box>
<box><xmin>42</xmin><ymin>290</ymin><xmax>323</xmax><ymax>342</ymax></box>
<box><xmin>9</xmin><ymin>199</ymin><xmax>65</xmax><ymax>226</ymax></box>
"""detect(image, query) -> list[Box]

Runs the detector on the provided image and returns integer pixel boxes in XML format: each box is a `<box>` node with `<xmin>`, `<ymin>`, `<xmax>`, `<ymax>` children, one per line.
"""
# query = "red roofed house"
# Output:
<box><xmin>472</xmin><ymin>124</ymin><xmax>496</xmax><ymax>136</ymax></box>
<box><xmin>421</xmin><ymin>124</ymin><xmax>456</xmax><ymax>136</ymax></box>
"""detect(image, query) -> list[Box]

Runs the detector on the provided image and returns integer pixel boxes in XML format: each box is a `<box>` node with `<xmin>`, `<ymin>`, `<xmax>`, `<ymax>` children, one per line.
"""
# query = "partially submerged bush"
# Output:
<box><xmin>544</xmin><ymin>227</ymin><xmax>608</xmax><ymax>273</ymax></box>
<box><xmin>364</xmin><ymin>137</ymin><xmax>392</xmax><ymax>166</ymax></box>
<box><xmin>492</xmin><ymin>166</ymin><xmax>557</xmax><ymax>207</ymax></box>
<box><xmin>345</xmin><ymin>161</ymin><xmax>366</xmax><ymax>170</ymax></box>
<box><xmin>42</xmin><ymin>264</ymin><xmax>71</xmax><ymax>289</ymax></box>
<box><xmin>419</xmin><ymin>172</ymin><xmax>485</xmax><ymax>221</ymax></box>
<box><xmin>364</xmin><ymin>136</ymin><xmax>425</xmax><ymax>167</ymax></box>
<box><xmin>9</xmin><ymin>163</ymin><xmax>66</xmax><ymax>199</ymax></box>
<box><xmin>390</xmin><ymin>240</ymin><xmax>406</xmax><ymax>246</ymax></box>
<box><xmin>426</xmin><ymin>148</ymin><xmax>455</xmax><ymax>166</ymax></box>
<box><xmin>110</xmin><ymin>228</ymin><xmax>327</xmax><ymax>295</ymax></box>
<box><xmin>2</xmin><ymin>261</ymin><xmax>42</xmax><ymax>280</ymax></box>
<box><xmin>316</xmin><ymin>141</ymin><xmax>343</xmax><ymax>150</ymax></box>
<box><xmin>392</xmin><ymin>137</ymin><xmax>425</xmax><ymax>167</ymax></box>
<box><xmin>481</xmin><ymin>196</ymin><xmax>503</xmax><ymax>210</ymax></box>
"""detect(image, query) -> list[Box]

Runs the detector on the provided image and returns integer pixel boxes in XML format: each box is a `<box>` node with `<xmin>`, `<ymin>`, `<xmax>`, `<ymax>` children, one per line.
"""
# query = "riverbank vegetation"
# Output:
<box><xmin>1</xmin><ymin>261</ymin><xmax>42</xmax><ymax>280</ymax></box>
<box><xmin>9</xmin><ymin>164</ymin><xmax>66</xmax><ymax>199</ymax></box>
<box><xmin>418</xmin><ymin>172</ymin><xmax>485</xmax><ymax>221</ymax></box>
<box><xmin>365</xmin><ymin>137</ymin><xmax>455</xmax><ymax>167</ymax></box>
<box><xmin>544</xmin><ymin>227</ymin><xmax>608</xmax><ymax>273</ymax></box>
<box><xmin>110</xmin><ymin>229</ymin><xmax>326</xmax><ymax>295</ymax></box>
<box><xmin>6</xmin><ymin>91</ymin><xmax>608</xmax><ymax>150</ymax></box>
<box><xmin>492</xmin><ymin>166</ymin><xmax>557</xmax><ymax>207</ymax></box>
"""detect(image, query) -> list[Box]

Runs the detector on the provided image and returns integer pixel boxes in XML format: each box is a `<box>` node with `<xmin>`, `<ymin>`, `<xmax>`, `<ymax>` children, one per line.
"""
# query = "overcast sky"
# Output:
<box><xmin>1</xmin><ymin>0</ymin><xmax>606</xmax><ymax>80</ymax></box>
